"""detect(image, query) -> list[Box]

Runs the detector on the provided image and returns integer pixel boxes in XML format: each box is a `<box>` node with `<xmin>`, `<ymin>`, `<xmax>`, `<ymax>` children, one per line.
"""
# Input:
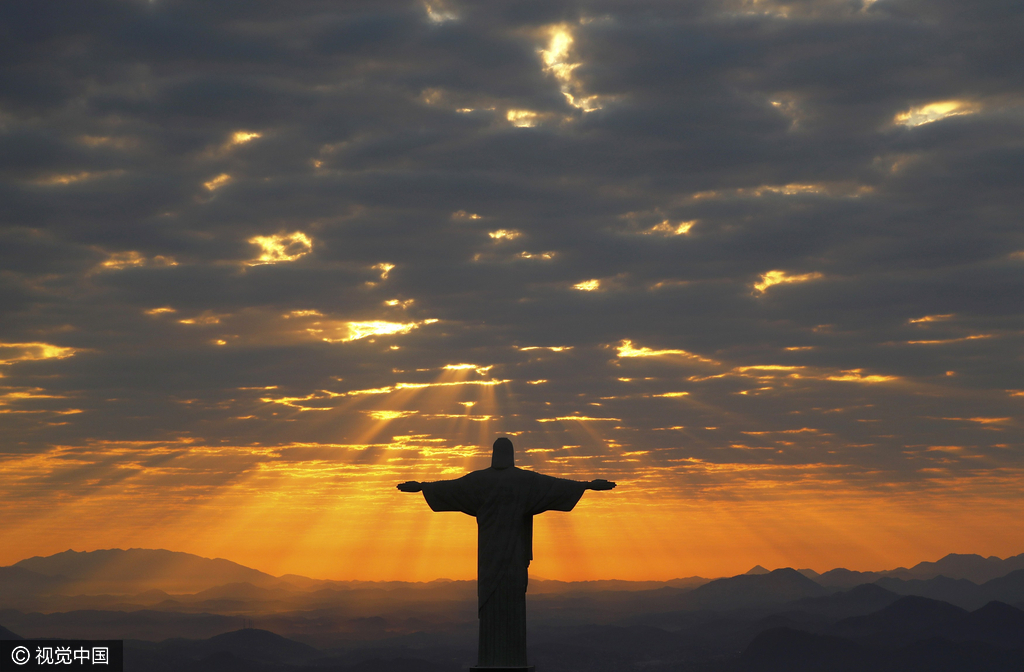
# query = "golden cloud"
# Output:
<box><xmin>247</xmin><ymin>232</ymin><xmax>313</xmax><ymax>265</ymax></box>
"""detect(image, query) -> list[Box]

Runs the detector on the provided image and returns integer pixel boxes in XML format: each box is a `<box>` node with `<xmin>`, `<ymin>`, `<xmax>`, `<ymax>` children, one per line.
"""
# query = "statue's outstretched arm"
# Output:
<box><xmin>586</xmin><ymin>479</ymin><xmax>616</xmax><ymax>490</ymax></box>
<box><xmin>397</xmin><ymin>481</ymin><xmax>422</xmax><ymax>492</ymax></box>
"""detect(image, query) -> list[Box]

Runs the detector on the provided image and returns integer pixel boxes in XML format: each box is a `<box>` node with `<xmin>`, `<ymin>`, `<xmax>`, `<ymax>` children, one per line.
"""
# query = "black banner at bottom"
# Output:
<box><xmin>0</xmin><ymin>641</ymin><xmax>123</xmax><ymax>671</ymax></box>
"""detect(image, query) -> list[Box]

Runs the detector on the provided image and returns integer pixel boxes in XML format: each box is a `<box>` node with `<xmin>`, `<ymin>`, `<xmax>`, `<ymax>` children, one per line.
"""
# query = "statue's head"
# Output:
<box><xmin>491</xmin><ymin>437</ymin><xmax>514</xmax><ymax>469</ymax></box>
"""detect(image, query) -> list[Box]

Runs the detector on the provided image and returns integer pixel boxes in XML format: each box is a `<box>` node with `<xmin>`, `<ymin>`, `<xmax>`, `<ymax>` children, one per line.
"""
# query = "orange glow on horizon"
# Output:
<box><xmin>5</xmin><ymin>457</ymin><xmax>1024</xmax><ymax>583</ymax></box>
<box><xmin>3</xmin><ymin>339</ymin><xmax>1021</xmax><ymax>585</ymax></box>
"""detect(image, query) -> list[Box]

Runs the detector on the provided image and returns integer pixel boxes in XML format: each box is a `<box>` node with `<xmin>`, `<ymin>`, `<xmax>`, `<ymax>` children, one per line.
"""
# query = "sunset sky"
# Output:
<box><xmin>2</xmin><ymin>0</ymin><xmax>1022</xmax><ymax>583</ymax></box>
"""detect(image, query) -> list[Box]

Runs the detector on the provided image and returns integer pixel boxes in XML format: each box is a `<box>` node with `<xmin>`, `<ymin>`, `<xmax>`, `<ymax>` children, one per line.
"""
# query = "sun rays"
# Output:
<box><xmin>4</xmin><ymin>336</ymin><xmax>1022</xmax><ymax>580</ymax></box>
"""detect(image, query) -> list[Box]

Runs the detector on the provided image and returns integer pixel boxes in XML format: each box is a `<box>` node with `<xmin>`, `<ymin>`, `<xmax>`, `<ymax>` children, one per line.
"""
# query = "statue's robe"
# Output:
<box><xmin>421</xmin><ymin>467</ymin><xmax>587</xmax><ymax>667</ymax></box>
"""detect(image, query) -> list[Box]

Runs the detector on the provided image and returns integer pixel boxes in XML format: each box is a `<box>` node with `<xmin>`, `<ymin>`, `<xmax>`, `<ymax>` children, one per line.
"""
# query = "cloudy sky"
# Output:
<box><xmin>1</xmin><ymin>0</ymin><xmax>1022</xmax><ymax>581</ymax></box>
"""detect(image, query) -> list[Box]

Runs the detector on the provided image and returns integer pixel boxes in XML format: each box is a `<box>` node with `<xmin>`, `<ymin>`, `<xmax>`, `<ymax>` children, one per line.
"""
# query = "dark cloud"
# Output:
<box><xmin>0</xmin><ymin>0</ymin><xmax>1021</xmax><ymax>524</ymax></box>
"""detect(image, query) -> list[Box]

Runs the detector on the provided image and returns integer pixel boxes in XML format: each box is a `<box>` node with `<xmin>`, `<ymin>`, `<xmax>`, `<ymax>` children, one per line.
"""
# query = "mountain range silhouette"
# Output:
<box><xmin>743</xmin><ymin>596</ymin><xmax>1024</xmax><ymax>672</ymax></box>
<box><xmin>11</xmin><ymin>548</ymin><xmax>284</xmax><ymax>594</ymax></box>
<box><xmin>817</xmin><ymin>553</ymin><xmax>1024</xmax><ymax>589</ymax></box>
<box><xmin>5</xmin><ymin>548</ymin><xmax>1024</xmax><ymax>671</ymax></box>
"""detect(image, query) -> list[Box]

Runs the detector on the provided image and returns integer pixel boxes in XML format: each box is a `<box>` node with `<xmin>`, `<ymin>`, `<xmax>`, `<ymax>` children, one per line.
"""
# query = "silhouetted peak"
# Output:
<box><xmin>769</xmin><ymin>567</ymin><xmax>802</xmax><ymax>577</ymax></box>
<box><xmin>984</xmin><ymin>568</ymin><xmax>1024</xmax><ymax>585</ymax></box>
<box><xmin>968</xmin><ymin>601</ymin><xmax>1024</xmax><ymax>647</ymax></box>
<box><xmin>845</xmin><ymin>583</ymin><xmax>897</xmax><ymax>598</ymax></box>
<box><xmin>0</xmin><ymin>625</ymin><xmax>23</xmax><ymax>640</ymax></box>
<box><xmin>899</xmin><ymin>552</ymin><xmax>1024</xmax><ymax>583</ymax></box>
<box><xmin>936</xmin><ymin>553</ymin><xmax>991</xmax><ymax>562</ymax></box>
<box><xmin>755</xmin><ymin>567</ymin><xmax>822</xmax><ymax>585</ymax></box>
<box><xmin>746</xmin><ymin>565</ymin><xmax>770</xmax><ymax>575</ymax></box>
<box><xmin>684</xmin><ymin>565</ymin><xmax>828</xmax><ymax>610</ymax></box>
<box><xmin>786</xmin><ymin>581</ymin><xmax>901</xmax><ymax>620</ymax></box>
<box><xmin>881</xmin><ymin>594</ymin><xmax>969</xmax><ymax>619</ymax></box>
<box><xmin>815</xmin><ymin>566</ymin><xmax>874</xmax><ymax>588</ymax></box>
<box><xmin>207</xmin><ymin>628</ymin><xmax>293</xmax><ymax>645</ymax></box>
<box><xmin>831</xmin><ymin>593</ymin><xmax>978</xmax><ymax>647</ymax></box>
<box><xmin>972</xmin><ymin>600</ymin><xmax>1024</xmax><ymax>622</ymax></box>
<box><xmin>199</xmin><ymin>628</ymin><xmax>319</xmax><ymax>663</ymax></box>
<box><xmin>10</xmin><ymin>548</ymin><xmax>283</xmax><ymax>593</ymax></box>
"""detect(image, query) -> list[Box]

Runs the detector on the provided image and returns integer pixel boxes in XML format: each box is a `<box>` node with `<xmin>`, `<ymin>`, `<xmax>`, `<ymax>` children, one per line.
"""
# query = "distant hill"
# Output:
<box><xmin>981</xmin><ymin>569</ymin><xmax>1024</xmax><ymax>606</ymax></box>
<box><xmin>973</xmin><ymin>601</ymin><xmax>1024</xmax><ymax>648</ymax></box>
<box><xmin>828</xmin><ymin>595</ymin><xmax>1024</xmax><ymax>648</ymax></box>
<box><xmin>530</xmin><ymin>577</ymin><xmax>709</xmax><ymax>593</ymax></box>
<box><xmin>0</xmin><ymin>624</ymin><xmax>23</xmax><ymax>640</ymax></box>
<box><xmin>901</xmin><ymin>553</ymin><xmax>1024</xmax><ymax>583</ymax></box>
<box><xmin>865</xmin><ymin>569</ymin><xmax>1024</xmax><ymax>611</ymax></box>
<box><xmin>744</xmin><ymin>564</ymin><xmax>822</xmax><ymax>580</ymax></box>
<box><xmin>742</xmin><ymin>626</ymin><xmax>870</xmax><ymax>672</ymax></box>
<box><xmin>816</xmin><ymin>567</ymin><xmax>880</xmax><ymax>590</ymax></box>
<box><xmin>0</xmin><ymin>608</ymin><xmax>244</xmax><ymax>641</ymax></box>
<box><xmin>743</xmin><ymin>598</ymin><xmax>1024</xmax><ymax>671</ymax></box>
<box><xmin>785</xmin><ymin>583</ymin><xmax>901</xmax><ymax>619</ymax></box>
<box><xmin>194</xmin><ymin>628</ymin><xmax>319</xmax><ymax>663</ymax></box>
<box><xmin>0</xmin><ymin>566</ymin><xmax>67</xmax><ymax>600</ymax></box>
<box><xmin>874</xmin><ymin>575</ymin><xmax>986</xmax><ymax>610</ymax></box>
<box><xmin>817</xmin><ymin>553</ymin><xmax>1024</xmax><ymax>589</ymax></box>
<box><xmin>123</xmin><ymin>629</ymin><xmax>324</xmax><ymax>671</ymax></box>
<box><xmin>11</xmin><ymin>549</ymin><xmax>287</xmax><ymax>594</ymax></box>
<box><xmin>274</xmin><ymin>575</ymin><xmax>710</xmax><ymax>594</ymax></box>
<box><xmin>680</xmin><ymin>568</ymin><xmax>829</xmax><ymax>611</ymax></box>
<box><xmin>186</xmin><ymin>582</ymin><xmax>297</xmax><ymax>603</ymax></box>
<box><xmin>741</xmin><ymin>625</ymin><xmax>1024</xmax><ymax>672</ymax></box>
<box><xmin>6</xmin><ymin>546</ymin><xmax>1024</xmax><ymax>614</ymax></box>
<box><xmin>832</xmin><ymin>595</ymin><xmax>974</xmax><ymax>646</ymax></box>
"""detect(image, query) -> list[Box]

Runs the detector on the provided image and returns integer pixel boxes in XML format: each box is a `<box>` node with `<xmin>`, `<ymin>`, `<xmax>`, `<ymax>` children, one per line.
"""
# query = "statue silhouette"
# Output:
<box><xmin>398</xmin><ymin>437</ymin><xmax>616</xmax><ymax>671</ymax></box>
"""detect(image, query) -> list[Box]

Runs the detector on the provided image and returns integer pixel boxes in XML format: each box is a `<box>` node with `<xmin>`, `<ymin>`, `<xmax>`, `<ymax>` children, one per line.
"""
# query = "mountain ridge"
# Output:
<box><xmin>817</xmin><ymin>553</ymin><xmax>1024</xmax><ymax>589</ymax></box>
<box><xmin>6</xmin><ymin>548</ymin><xmax>1024</xmax><ymax>598</ymax></box>
<box><xmin>12</xmin><ymin>549</ymin><xmax>286</xmax><ymax>594</ymax></box>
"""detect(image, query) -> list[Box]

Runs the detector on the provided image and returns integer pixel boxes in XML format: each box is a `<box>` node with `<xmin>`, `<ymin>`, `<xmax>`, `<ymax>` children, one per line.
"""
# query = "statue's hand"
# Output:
<box><xmin>589</xmin><ymin>479</ymin><xmax>616</xmax><ymax>491</ymax></box>
<box><xmin>397</xmin><ymin>481</ymin><xmax>422</xmax><ymax>492</ymax></box>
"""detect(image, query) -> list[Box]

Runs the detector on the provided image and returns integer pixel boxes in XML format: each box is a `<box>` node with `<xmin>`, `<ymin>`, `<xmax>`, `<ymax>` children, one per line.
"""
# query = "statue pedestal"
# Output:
<box><xmin>470</xmin><ymin>667</ymin><xmax>535</xmax><ymax>671</ymax></box>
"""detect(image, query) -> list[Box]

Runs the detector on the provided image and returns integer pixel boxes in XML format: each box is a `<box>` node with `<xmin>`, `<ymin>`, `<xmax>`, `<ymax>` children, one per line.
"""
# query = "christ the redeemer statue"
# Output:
<box><xmin>398</xmin><ymin>437</ymin><xmax>616</xmax><ymax>671</ymax></box>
